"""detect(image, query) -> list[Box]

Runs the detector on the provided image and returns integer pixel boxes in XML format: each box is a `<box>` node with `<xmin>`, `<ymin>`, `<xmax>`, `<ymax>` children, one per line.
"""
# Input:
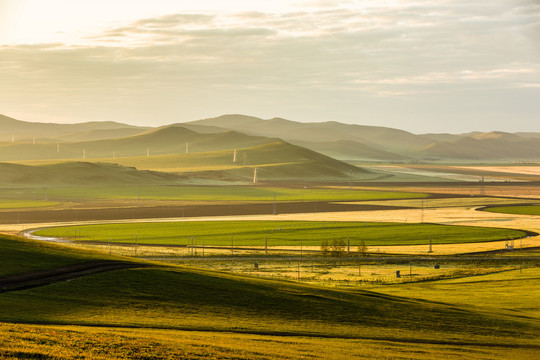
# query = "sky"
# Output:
<box><xmin>0</xmin><ymin>0</ymin><xmax>538</xmax><ymax>134</ymax></box>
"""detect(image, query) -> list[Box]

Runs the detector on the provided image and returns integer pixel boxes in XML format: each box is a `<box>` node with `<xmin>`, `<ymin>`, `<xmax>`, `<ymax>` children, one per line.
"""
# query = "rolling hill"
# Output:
<box><xmin>416</xmin><ymin>137</ymin><xmax>540</xmax><ymax>161</ymax></box>
<box><xmin>0</xmin><ymin>114</ymin><xmax>147</xmax><ymax>142</ymax></box>
<box><xmin>99</xmin><ymin>141</ymin><xmax>375</xmax><ymax>181</ymax></box>
<box><xmin>0</xmin><ymin>162</ymin><xmax>182</xmax><ymax>188</ymax></box>
<box><xmin>1</xmin><ymin>233</ymin><xmax>539</xmax><ymax>359</ymax></box>
<box><xmin>3</xmin><ymin>112</ymin><xmax>540</xmax><ymax>162</ymax></box>
<box><xmin>187</xmin><ymin>114</ymin><xmax>435</xmax><ymax>154</ymax></box>
<box><xmin>0</xmin><ymin>125</ymin><xmax>277</xmax><ymax>162</ymax></box>
<box><xmin>186</xmin><ymin>115</ymin><xmax>540</xmax><ymax>161</ymax></box>
<box><xmin>292</xmin><ymin>139</ymin><xmax>408</xmax><ymax>161</ymax></box>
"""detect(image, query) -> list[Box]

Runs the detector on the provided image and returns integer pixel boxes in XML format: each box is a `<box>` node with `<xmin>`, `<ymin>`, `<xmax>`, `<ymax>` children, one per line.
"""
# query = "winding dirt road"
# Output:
<box><xmin>2</xmin><ymin>204</ymin><xmax>539</xmax><ymax>255</ymax></box>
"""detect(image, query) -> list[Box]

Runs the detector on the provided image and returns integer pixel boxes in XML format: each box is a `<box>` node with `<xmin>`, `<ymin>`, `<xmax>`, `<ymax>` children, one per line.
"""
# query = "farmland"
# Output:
<box><xmin>33</xmin><ymin>220</ymin><xmax>528</xmax><ymax>247</ymax></box>
<box><xmin>20</xmin><ymin>185</ymin><xmax>427</xmax><ymax>202</ymax></box>
<box><xmin>482</xmin><ymin>205</ymin><xmax>540</xmax><ymax>216</ymax></box>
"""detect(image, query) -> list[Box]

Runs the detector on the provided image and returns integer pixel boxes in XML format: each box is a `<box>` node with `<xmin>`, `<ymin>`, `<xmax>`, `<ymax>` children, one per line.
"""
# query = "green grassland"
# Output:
<box><xmin>0</xmin><ymin>199</ymin><xmax>60</xmax><ymax>209</ymax></box>
<box><xmin>482</xmin><ymin>205</ymin><xmax>540</xmax><ymax>216</ymax></box>
<box><xmin>0</xmin><ymin>234</ymin><xmax>120</xmax><ymax>277</ymax></box>
<box><xmin>34</xmin><ymin>220</ymin><xmax>528</xmax><ymax>247</ymax></box>
<box><xmin>96</xmin><ymin>141</ymin><xmax>374</xmax><ymax>181</ymax></box>
<box><xmin>368</xmin><ymin>267</ymin><xmax>540</xmax><ymax>319</ymax></box>
<box><xmin>1</xmin><ymin>234</ymin><xmax>540</xmax><ymax>358</ymax></box>
<box><xmin>8</xmin><ymin>140</ymin><xmax>377</xmax><ymax>183</ymax></box>
<box><xmin>26</xmin><ymin>185</ymin><xmax>427</xmax><ymax>202</ymax></box>
<box><xmin>362</xmin><ymin>196</ymin><xmax>539</xmax><ymax>209</ymax></box>
<box><xmin>1</xmin><ymin>265</ymin><xmax>538</xmax><ymax>342</ymax></box>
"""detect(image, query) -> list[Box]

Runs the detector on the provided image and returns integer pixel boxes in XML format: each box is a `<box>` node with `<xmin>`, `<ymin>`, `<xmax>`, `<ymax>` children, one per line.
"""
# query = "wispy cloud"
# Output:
<box><xmin>0</xmin><ymin>0</ymin><xmax>538</xmax><ymax>132</ymax></box>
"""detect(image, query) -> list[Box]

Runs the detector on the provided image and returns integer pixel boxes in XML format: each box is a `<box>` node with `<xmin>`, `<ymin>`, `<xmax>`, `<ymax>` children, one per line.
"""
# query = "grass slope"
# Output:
<box><xmin>1</xmin><ymin>234</ymin><xmax>539</xmax><ymax>358</ymax></box>
<box><xmin>99</xmin><ymin>141</ymin><xmax>374</xmax><ymax>180</ymax></box>
<box><xmin>0</xmin><ymin>114</ymin><xmax>143</xmax><ymax>141</ymax></box>
<box><xmin>187</xmin><ymin>114</ymin><xmax>435</xmax><ymax>152</ymax></box>
<box><xmin>1</xmin><ymin>265</ymin><xmax>538</xmax><ymax>343</ymax></box>
<box><xmin>34</xmin><ymin>221</ymin><xmax>527</xmax><ymax>247</ymax></box>
<box><xmin>417</xmin><ymin>137</ymin><xmax>540</xmax><ymax>160</ymax></box>
<box><xmin>0</xmin><ymin>162</ymin><xmax>181</xmax><ymax>188</ymax></box>
<box><xmin>368</xmin><ymin>267</ymin><xmax>540</xmax><ymax>320</ymax></box>
<box><xmin>292</xmin><ymin>139</ymin><xmax>407</xmax><ymax>161</ymax></box>
<box><xmin>0</xmin><ymin>125</ymin><xmax>275</xmax><ymax>161</ymax></box>
<box><xmin>0</xmin><ymin>234</ymin><xmax>120</xmax><ymax>277</ymax></box>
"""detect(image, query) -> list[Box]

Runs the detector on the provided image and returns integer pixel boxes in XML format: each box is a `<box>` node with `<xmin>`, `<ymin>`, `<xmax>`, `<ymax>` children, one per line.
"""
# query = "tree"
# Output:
<box><xmin>330</xmin><ymin>238</ymin><xmax>346</xmax><ymax>257</ymax></box>
<box><xmin>358</xmin><ymin>240</ymin><xmax>368</xmax><ymax>256</ymax></box>
<box><xmin>320</xmin><ymin>239</ymin><xmax>329</xmax><ymax>256</ymax></box>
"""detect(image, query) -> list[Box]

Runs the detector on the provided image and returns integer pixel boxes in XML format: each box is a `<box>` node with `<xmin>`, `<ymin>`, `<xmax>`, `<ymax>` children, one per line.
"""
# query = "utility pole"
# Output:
<box><xmin>253</xmin><ymin>168</ymin><xmax>258</xmax><ymax>184</ymax></box>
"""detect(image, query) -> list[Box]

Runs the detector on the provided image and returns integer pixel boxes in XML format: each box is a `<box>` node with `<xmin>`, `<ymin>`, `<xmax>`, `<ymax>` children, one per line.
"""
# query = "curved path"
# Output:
<box><xmin>2</xmin><ymin>204</ymin><xmax>539</xmax><ymax>255</ymax></box>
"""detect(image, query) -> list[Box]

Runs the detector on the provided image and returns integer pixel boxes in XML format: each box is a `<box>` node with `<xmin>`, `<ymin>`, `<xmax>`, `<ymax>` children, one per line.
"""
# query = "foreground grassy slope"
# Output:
<box><xmin>369</xmin><ymin>267</ymin><xmax>540</xmax><ymax>320</ymax></box>
<box><xmin>1</xmin><ymin>234</ymin><xmax>539</xmax><ymax>359</ymax></box>
<box><xmin>3</xmin><ymin>322</ymin><xmax>538</xmax><ymax>360</ymax></box>
<box><xmin>0</xmin><ymin>234</ymin><xmax>120</xmax><ymax>277</ymax></box>
<box><xmin>34</xmin><ymin>221</ymin><xmax>528</xmax><ymax>247</ymax></box>
<box><xmin>1</xmin><ymin>265</ymin><xmax>539</xmax><ymax>344</ymax></box>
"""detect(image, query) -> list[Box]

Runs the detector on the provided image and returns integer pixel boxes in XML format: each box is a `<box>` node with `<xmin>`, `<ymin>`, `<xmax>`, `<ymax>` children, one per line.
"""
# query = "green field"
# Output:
<box><xmin>0</xmin><ymin>199</ymin><xmax>60</xmax><ymax>209</ymax></box>
<box><xmin>34</xmin><ymin>220</ymin><xmax>528</xmax><ymax>247</ymax></box>
<box><xmin>25</xmin><ymin>185</ymin><xmax>428</xmax><ymax>202</ymax></box>
<box><xmin>369</xmin><ymin>267</ymin><xmax>540</xmax><ymax>319</ymax></box>
<box><xmin>482</xmin><ymin>205</ymin><xmax>540</xmax><ymax>216</ymax></box>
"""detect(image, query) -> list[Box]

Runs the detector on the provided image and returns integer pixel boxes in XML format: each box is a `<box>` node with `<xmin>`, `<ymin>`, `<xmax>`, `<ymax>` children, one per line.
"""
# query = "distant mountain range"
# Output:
<box><xmin>186</xmin><ymin>115</ymin><xmax>540</xmax><ymax>161</ymax></box>
<box><xmin>2</xmin><ymin>113</ymin><xmax>540</xmax><ymax>162</ymax></box>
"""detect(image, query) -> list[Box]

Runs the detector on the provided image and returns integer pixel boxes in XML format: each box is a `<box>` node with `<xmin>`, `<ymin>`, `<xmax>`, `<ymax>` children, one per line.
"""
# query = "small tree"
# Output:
<box><xmin>330</xmin><ymin>238</ymin><xmax>346</xmax><ymax>257</ymax></box>
<box><xmin>320</xmin><ymin>239</ymin><xmax>329</xmax><ymax>256</ymax></box>
<box><xmin>358</xmin><ymin>240</ymin><xmax>368</xmax><ymax>256</ymax></box>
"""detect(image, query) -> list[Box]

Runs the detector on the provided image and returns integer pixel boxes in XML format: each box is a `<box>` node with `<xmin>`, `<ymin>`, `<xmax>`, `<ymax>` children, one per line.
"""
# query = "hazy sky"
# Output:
<box><xmin>0</xmin><ymin>0</ymin><xmax>538</xmax><ymax>133</ymax></box>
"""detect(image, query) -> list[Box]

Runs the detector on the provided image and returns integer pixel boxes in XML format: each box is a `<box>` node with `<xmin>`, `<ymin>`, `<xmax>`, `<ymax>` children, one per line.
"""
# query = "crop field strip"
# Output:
<box><xmin>481</xmin><ymin>204</ymin><xmax>540</xmax><ymax>216</ymax></box>
<box><xmin>11</xmin><ymin>185</ymin><xmax>429</xmax><ymax>202</ymax></box>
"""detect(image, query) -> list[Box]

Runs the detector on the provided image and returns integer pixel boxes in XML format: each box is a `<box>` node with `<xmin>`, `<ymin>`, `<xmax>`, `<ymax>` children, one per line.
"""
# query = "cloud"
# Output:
<box><xmin>0</xmin><ymin>0</ymin><xmax>538</xmax><ymax>132</ymax></box>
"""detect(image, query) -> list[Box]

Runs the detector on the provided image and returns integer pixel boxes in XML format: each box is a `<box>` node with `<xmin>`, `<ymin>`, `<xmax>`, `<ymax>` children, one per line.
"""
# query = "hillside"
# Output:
<box><xmin>0</xmin><ymin>125</ymin><xmax>277</xmax><ymax>162</ymax></box>
<box><xmin>416</xmin><ymin>137</ymin><xmax>540</xmax><ymax>160</ymax></box>
<box><xmin>1</xmin><ymin>233</ymin><xmax>539</xmax><ymax>359</ymax></box>
<box><xmin>4</xmin><ymin>113</ymin><xmax>540</xmax><ymax>162</ymax></box>
<box><xmin>103</xmin><ymin>141</ymin><xmax>374</xmax><ymax>181</ymax></box>
<box><xmin>188</xmin><ymin>115</ymin><xmax>434</xmax><ymax>155</ymax></box>
<box><xmin>0</xmin><ymin>114</ymin><xmax>145</xmax><ymax>141</ymax></box>
<box><xmin>0</xmin><ymin>162</ymin><xmax>181</xmax><ymax>188</ymax></box>
<box><xmin>292</xmin><ymin>139</ymin><xmax>407</xmax><ymax>161</ymax></box>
